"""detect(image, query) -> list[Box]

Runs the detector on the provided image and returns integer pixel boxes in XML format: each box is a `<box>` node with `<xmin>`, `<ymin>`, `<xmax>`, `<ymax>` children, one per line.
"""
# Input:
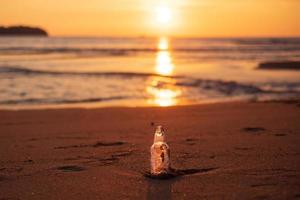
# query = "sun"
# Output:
<box><xmin>156</xmin><ymin>6</ymin><xmax>172</xmax><ymax>24</ymax></box>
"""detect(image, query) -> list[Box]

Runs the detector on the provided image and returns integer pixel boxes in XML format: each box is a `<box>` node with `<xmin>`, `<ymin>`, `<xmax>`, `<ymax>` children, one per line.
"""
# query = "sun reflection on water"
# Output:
<box><xmin>146</xmin><ymin>37</ymin><xmax>181</xmax><ymax>107</ymax></box>
<box><xmin>157</xmin><ymin>37</ymin><xmax>169</xmax><ymax>50</ymax></box>
<box><xmin>156</xmin><ymin>37</ymin><xmax>173</xmax><ymax>76</ymax></box>
<box><xmin>156</xmin><ymin>51</ymin><xmax>174</xmax><ymax>76</ymax></box>
<box><xmin>146</xmin><ymin>77</ymin><xmax>181</xmax><ymax>107</ymax></box>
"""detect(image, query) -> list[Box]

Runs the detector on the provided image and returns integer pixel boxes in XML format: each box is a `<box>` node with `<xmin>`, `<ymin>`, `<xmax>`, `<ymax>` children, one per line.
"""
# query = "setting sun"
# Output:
<box><xmin>156</xmin><ymin>6</ymin><xmax>172</xmax><ymax>25</ymax></box>
<box><xmin>1</xmin><ymin>0</ymin><xmax>299</xmax><ymax>36</ymax></box>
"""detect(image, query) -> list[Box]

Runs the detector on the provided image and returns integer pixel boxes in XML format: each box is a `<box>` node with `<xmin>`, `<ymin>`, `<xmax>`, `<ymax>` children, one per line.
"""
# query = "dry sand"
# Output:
<box><xmin>0</xmin><ymin>101</ymin><xmax>300</xmax><ymax>199</ymax></box>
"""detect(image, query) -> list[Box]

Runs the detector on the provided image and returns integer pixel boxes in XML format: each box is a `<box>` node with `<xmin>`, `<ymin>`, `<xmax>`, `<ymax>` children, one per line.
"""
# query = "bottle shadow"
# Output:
<box><xmin>146</xmin><ymin>178</ymin><xmax>177</xmax><ymax>200</ymax></box>
<box><xmin>144</xmin><ymin>167</ymin><xmax>218</xmax><ymax>199</ymax></box>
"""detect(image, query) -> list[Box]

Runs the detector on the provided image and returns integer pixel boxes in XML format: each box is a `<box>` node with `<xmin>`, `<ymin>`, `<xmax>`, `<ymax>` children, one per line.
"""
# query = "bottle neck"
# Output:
<box><xmin>154</xmin><ymin>133</ymin><xmax>166</xmax><ymax>143</ymax></box>
<box><xmin>154</xmin><ymin>126</ymin><xmax>166</xmax><ymax>143</ymax></box>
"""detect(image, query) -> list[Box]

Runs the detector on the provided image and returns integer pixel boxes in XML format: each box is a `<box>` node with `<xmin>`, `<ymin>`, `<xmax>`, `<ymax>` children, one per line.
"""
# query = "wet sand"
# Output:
<box><xmin>0</xmin><ymin>101</ymin><xmax>300</xmax><ymax>199</ymax></box>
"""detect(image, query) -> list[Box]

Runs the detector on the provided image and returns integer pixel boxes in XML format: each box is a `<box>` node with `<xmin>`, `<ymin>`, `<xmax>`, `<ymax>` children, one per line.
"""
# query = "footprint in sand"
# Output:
<box><xmin>56</xmin><ymin>165</ymin><xmax>85</xmax><ymax>172</ymax></box>
<box><xmin>274</xmin><ymin>133</ymin><xmax>287</xmax><ymax>137</ymax></box>
<box><xmin>55</xmin><ymin>141</ymin><xmax>126</xmax><ymax>149</ymax></box>
<box><xmin>234</xmin><ymin>146</ymin><xmax>252</xmax><ymax>150</ymax></box>
<box><xmin>93</xmin><ymin>141</ymin><xmax>125</xmax><ymax>147</ymax></box>
<box><xmin>242</xmin><ymin>127</ymin><xmax>266</xmax><ymax>133</ymax></box>
<box><xmin>250</xmin><ymin>183</ymin><xmax>278</xmax><ymax>187</ymax></box>
<box><xmin>63</xmin><ymin>150</ymin><xmax>133</xmax><ymax>166</ymax></box>
<box><xmin>294</xmin><ymin>194</ymin><xmax>300</xmax><ymax>198</ymax></box>
<box><xmin>0</xmin><ymin>175</ymin><xmax>9</xmax><ymax>182</ymax></box>
<box><xmin>185</xmin><ymin>138</ymin><xmax>199</xmax><ymax>145</ymax></box>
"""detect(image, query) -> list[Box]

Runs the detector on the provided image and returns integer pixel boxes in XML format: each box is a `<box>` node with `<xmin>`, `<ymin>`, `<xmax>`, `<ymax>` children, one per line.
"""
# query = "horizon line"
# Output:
<box><xmin>41</xmin><ymin>34</ymin><xmax>300</xmax><ymax>39</ymax></box>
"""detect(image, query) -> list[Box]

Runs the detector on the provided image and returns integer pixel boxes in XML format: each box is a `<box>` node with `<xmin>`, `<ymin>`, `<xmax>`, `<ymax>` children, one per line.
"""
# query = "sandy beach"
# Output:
<box><xmin>0</xmin><ymin>101</ymin><xmax>299</xmax><ymax>199</ymax></box>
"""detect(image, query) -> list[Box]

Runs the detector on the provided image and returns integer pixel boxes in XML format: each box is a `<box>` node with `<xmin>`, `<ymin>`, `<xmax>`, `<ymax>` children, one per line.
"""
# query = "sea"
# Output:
<box><xmin>0</xmin><ymin>36</ymin><xmax>300</xmax><ymax>108</ymax></box>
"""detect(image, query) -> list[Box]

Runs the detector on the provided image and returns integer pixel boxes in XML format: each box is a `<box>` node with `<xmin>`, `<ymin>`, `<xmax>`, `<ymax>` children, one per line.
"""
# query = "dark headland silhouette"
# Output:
<box><xmin>0</xmin><ymin>26</ymin><xmax>48</xmax><ymax>36</ymax></box>
<box><xmin>258</xmin><ymin>61</ymin><xmax>300</xmax><ymax>70</ymax></box>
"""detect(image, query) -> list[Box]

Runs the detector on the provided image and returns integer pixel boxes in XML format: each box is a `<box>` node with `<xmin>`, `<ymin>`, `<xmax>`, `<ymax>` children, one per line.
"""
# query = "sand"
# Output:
<box><xmin>0</xmin><ymin>101</ymin><xmax>300</xmax><ymax>199</ymax></box>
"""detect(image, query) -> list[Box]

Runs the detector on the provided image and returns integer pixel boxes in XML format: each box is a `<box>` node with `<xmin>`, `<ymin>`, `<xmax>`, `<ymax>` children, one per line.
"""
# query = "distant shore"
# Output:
<box><xmin>0</xmin><ymin>26</ymin><xmax>48</xmax><ymax>36</ymax></box>
<box><xmin>258</xmin><ymin>61</ymin><xmax>300</xmax><ymax>70</ymax></box>
<box><xmin>0</xmin><ymin>101</ymin><xmax>299</xmax><ymax>199</ymax></box>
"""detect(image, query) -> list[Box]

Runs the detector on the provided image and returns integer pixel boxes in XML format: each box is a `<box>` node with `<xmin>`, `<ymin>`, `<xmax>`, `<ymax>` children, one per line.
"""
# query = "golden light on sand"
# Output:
<box><xmin>156</xmin><ymin>5</ymin><xmax>172</xmax><ymax>25</ymax></box>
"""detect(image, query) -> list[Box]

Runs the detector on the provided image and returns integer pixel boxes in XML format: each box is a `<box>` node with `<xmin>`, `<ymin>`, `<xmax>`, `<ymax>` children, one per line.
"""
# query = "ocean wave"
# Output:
<box><xmin>176</xmin><ymin>79</ymin><xmax>264</xmax><ymax>95</ymax></box>
<box><xmin>0</xmin><ymin>66</ymin><xmax>179</xmax><ymax>78</ymax></box>
<box><xmin>0</xmin><ymin>96</ymin><xmax>127</xmax><ymax>105</ymax></box>
<box><xmin>177</xmin><ymin>78</ymin><xmax>300</xmax><ymax>95</ymax></box>
<box><xmin>2</xmin><ymin>66</ymin><xmax>299</xmax><ymax>96</ymax></box>
<box><xmin>0</xmin><ymin>47</ymin><xmax>151</xmax><ymax>56</ymax></box>
<box><xmin>1</xmin><ymin>66</ymin><xmax>300</xmax><ymax>106</ymax></box>
<box><xmin>1</xmin><ymin>45</ymin><xmax>300</xmax><ymax>56</ymax></box>
<box><xmin>234</xmin><ymin>38</ymin><xmax>300</xmax><ymax>46</ymax></box>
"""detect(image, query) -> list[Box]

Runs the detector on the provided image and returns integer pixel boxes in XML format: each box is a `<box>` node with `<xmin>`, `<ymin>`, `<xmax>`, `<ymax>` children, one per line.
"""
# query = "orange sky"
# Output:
<box><xmin>1</xmin><ymin>0</ymin><xmax>299</xmax><ymax>37</ymax></box>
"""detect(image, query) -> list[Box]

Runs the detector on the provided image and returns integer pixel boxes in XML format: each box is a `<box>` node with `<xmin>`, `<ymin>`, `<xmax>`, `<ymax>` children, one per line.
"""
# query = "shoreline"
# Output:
<box><xmin>1</xmin><ymin>101</ymin><xmax>300</xmax><ymax>199</ymax></box>
<box><xmin>0</xmin><ymin>96</ymin><xmax>299</xmax><ymax>111</ymax></box>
